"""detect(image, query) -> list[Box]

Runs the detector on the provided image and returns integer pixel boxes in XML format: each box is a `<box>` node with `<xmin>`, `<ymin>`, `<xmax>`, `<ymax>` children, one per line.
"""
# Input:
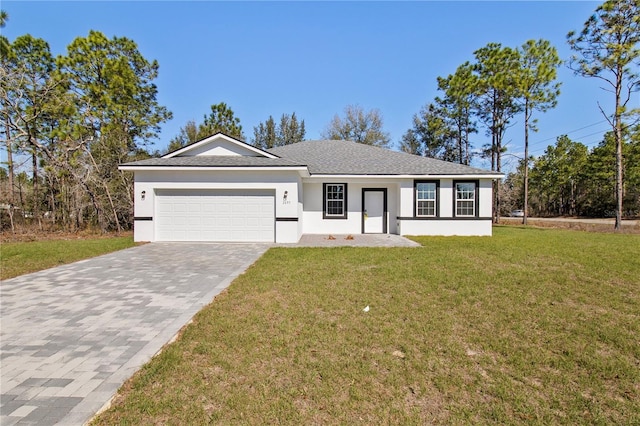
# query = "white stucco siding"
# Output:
<box><xmin>297</xmin><ymin>180</ymin><xmax>305</xmax><ymax>238</ymax></box>
<box><xmin>400</xmin><ymin>219</ymin><xmax>492</xmax><ymax>236</ymax></box>
<box><xmin>301</xmin><ymin>180</ymin><xmax>398</xmax><ymax>235</ymax></box>
<box><xmin>398</xmin><ymin>180</ymin><xmax>414</xmax><ymax>219</ymax></box>
<box><xmin>478</xmin><ymin>179</ymin><xmax>493</xmax><ymax>218</ymax></box>
<box><xmin>439</xmin><ymin>179</ymin><xmax>454</xmax><ymax>217</ymax></box>
<box><xmin>133</xmin><ymin>170</ymin><xmax>300</xmax><ymax>243</ymax></box>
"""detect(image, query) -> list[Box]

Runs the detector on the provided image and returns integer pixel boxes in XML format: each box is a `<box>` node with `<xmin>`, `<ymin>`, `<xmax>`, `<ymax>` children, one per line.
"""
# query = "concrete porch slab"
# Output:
<box><xmin>283</xmin><ymin>234</ymin><xmax>421</xmax><ymax>247</ymax></box>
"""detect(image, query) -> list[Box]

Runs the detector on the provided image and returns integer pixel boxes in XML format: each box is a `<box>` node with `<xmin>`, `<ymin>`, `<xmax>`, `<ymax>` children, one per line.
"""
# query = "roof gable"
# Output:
<box><xmin>163</xmin><ymin>132</ymin><xmax>278</xmax><ymax>159</ymax></box>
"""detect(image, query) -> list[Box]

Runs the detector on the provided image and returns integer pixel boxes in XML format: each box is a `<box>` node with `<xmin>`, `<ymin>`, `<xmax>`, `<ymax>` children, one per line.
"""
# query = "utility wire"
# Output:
<box><xmin>527</xmin><ymin>119</ymin><xmax>609</xmax><ymax>149</ymax></box>
<box><xmin>505</xmin><ymin>119</ymin><xmax>610</xmax><ymax>158</ymax></box>
<box><xmin>529</xmin><ymin>128</ymin><xmax>611</xmax><ymax>155</ymax></box>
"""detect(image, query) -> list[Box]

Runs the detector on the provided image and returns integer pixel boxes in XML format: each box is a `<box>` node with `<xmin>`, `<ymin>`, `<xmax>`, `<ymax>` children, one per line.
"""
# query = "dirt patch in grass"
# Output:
<box><xmin>499</xmin><ymin>217</ymin><xmax>640</xmax><ymax>234</ymax></box>
<box><xmin>1</xmin><ymin>228</ymin><xmax>133</xmax><ymax>243</ymax></box>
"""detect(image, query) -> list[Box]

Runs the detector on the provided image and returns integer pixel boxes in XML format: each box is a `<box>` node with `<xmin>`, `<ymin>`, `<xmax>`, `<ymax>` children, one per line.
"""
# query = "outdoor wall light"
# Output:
<box><xmin>283</xmin><ymin>190</ymin><xmax>288</xmax><ymax>202</ymax></box>
<box><xmin>141</xmin><ymin>190</ymin><xmax>146</xmax><ymax>201</ymax></box>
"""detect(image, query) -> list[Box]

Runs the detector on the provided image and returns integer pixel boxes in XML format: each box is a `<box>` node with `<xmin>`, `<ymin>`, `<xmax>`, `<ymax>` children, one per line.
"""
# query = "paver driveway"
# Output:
<box><xmin>0</xmin><ymin>243</ymin><xmax>269</xmax><ymax>425</ymax></box>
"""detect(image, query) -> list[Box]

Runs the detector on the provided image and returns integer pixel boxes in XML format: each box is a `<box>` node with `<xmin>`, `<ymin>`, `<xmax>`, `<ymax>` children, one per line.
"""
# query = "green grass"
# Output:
<box><xmin>0</xmin><ymin>236</ymin><xmax>136</xmax><ymax>280</ymax></box>
<box><xmin>93</xmin><ymin>227</ymin><xmax>639</xmax><ymax>425</ymax></box>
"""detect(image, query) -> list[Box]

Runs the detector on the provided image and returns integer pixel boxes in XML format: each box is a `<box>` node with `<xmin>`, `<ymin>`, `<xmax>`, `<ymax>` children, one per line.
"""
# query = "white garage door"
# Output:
<box><xmin>155</xmin><ymin>189</ymin><xmax>275</xmax><ymax>242</ymax></box>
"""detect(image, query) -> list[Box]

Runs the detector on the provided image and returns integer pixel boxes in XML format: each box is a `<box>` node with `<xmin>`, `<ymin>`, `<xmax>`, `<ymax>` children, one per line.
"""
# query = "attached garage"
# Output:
<box><xmin>155</xmin><ymin>189</ymin><xmax>275</xmax><ymax>242</ymax></box>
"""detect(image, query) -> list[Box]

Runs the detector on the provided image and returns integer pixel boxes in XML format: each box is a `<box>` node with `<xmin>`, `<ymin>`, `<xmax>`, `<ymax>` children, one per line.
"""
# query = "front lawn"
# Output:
<box><xmin>0</xmin><ymin>236</ymin><xmax>136</xmax><ymax>280</ymax></box>
<box><xmin>93</xmin><ymin>227</ymin><xmax>639</xmax><ymax>425</ymax></box>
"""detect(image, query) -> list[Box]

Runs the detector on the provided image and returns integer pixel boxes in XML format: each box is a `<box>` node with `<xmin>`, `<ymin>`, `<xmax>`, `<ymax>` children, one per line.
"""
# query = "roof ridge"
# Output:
<box><xmin>269</xmin><ymin>140</ymin><xmax>496</xmax><ymax>175</ymax></box>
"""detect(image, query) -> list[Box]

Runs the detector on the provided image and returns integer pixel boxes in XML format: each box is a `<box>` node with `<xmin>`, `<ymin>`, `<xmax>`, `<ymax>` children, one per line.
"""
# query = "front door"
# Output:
<box><xmin>363</xmin><ymin>189</ymin><xmax>387</xmax><ymax>233</ymax></box>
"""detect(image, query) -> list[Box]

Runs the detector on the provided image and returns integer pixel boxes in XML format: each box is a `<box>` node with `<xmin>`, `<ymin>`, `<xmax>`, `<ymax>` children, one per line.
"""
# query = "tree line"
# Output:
<box><xmin>1</xmin><ymin>0</ymin><xmax>638</xmax><ymax>234</ymax></box>
<box><xmin>503</xmin><ymin>129</ymin><xmax>640</xmax><ymax>218</ymax></box>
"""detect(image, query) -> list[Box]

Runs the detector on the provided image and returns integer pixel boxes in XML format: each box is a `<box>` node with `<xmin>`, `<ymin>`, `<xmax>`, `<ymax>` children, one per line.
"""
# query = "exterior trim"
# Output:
<box><xmin>453</xmin><ymin>180</ymin><xmax>480</xmax><ymax>218</ymax></box>
<box><xmin>414</xmin><ymin>180</ymin><xmax>440</xmax><ymax>218</ymax></box>
<box><xmin>397</xmin><ymin>216</ymin><xmax>492</xmax><ymax>221</ymax></box>
<box><xmin>362</xmin><ymin>188</ymin><xmax>388</xmax><ymax>234</ymax></box>
<box><xmin>134</xmin><ymin>216</ymin><xmax>153</xmax><ymax>221</ymax></box>
<box><xmin>119</xmin><ymin>165</ymin><xmax>308</xmax><ymax>172</ymax></box>
<box><xmin>306</xmin><ymin>174</ymin><xmax>503</xmax><ymax>179</ymax></box>
<box><xmin>275</xmin><ymin>217</ymin><xmax>298</xmax><ymax>222</ymax></box>
<box><xmin>323</xmin><ymin>183</ymin><xmax>348</xmax><ymax>219</ymax></box>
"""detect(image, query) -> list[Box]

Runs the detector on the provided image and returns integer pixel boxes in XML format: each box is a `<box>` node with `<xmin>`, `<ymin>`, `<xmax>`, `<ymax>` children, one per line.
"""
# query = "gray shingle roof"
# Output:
<box><xmin>120</xmin><ymin>156</ymin><xmax>305</xmax><ymax>168</ymax></box>
<box><xmin>120</xmin><ymin>139</ymin><xmax>500</xmax><ymax>176</ymax></box>
<box><xmin>269</xmin><ymin>140</ymin><xmax>496</xmax><ymax>175</ymax></box>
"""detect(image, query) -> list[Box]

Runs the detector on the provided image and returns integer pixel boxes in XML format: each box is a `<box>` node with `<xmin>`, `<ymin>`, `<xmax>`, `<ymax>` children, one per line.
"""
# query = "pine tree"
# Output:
<box><xmin>251</xmin><ymin>112</ymin><xmax>305</xmax><ymax>149</ymax></box>
<box><xmin>516</xmin><ymin>39</ymin><xmax>562</xmax><ymax>224</ymax></box>
<box><xmin>568</xmin><ymin>0</ymin><xmax>640</xmax><ymax>230</ymax></box>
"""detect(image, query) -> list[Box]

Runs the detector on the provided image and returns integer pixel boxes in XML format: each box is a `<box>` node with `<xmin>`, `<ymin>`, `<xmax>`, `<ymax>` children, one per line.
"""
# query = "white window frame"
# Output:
<box><xmin>323</xmin><ymin>183</ymin><xmax>347</xmax><ymax>219</ymax></box>
<box><xmin>415</xmin><ymin>181</ymin><xmax>438</xmax><ymax>217</ymax></box>
<box><xmin>455</xmin><ymin>181</ymin><xmax>477</xmax><ymax>217</ymax></box>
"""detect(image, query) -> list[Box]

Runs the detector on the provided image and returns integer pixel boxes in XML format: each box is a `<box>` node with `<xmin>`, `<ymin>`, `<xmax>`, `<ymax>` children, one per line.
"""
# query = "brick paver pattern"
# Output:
<box><xmin>0</xmin><ymin>243</ymin><xmax>269</xmax><ymax>425</ymax></box>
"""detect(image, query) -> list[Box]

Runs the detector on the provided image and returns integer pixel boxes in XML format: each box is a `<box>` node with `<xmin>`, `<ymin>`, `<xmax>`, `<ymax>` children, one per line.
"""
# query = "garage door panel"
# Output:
<box><xmin>217</xmin><ymin>203</ymin><xmax>232</xmax><ymax>214</ymax></box>
<box><xmin>203</xmin><ymin>203</ymin><xmax>217</xmax><ymax>213</ymax></box>
<box><xmin>155</xmin><ymin>190</ymin><xmax>274</xmax><ymax>242</ymax></box>
<box><xmin>158</xmin><ymin>204</ymin><xmax>173</xmax><ymax>214</ymax></box>
<box><xmin>172</xmin><ymin>203</ymin><xmax>187</xmax><ymax>213</ymax></box>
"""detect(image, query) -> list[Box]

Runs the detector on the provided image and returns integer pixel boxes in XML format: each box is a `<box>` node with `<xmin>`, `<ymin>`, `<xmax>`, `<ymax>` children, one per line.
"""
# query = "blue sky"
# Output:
<box><xmin>3</xmin><ymin>0</ymin><xmax>624</xmax><ymax>170</ymax></box>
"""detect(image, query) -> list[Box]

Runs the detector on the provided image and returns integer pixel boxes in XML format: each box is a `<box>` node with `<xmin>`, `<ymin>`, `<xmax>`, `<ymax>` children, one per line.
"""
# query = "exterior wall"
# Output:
<box><xmin>297</xmin><ymin>177</ymin><xmax>305</xmax><ymax>238</ymax></box>
<box><xmin>399</xmin><ymin>219</ymin><xmax>492</xmax><ymax>236</ymax></box>
<box><xmin>440</xmin><ymin>179</ymin><xmax>454</xmax><ymax>217</ymax></box>
<box><xmin>133</xmin><ymin>171</ymin><xmax>497</xmax><ymax>241</ymax></box>
<box><xmin>398</xmin><ymin>178</ymin><xmax>455</xmax><ymax>218</ymax></box>
<box><xmin>397</xmin><ymin>177</ymin><xmax>494</xmax><ymax>236</ymax></box>
<box><xmin>302</xmin><ymin>179</ymin><xmax>399</xmax><ymax>235</ymax></box>
<box><xmin>478</xmin><ymin>179</ymin><xmax>493</xmax><ymax>218</ymax></box>
<box><xmin>133</xmin><ymin>170</ymin><xmax>300</xmax><ymax>243</ymax></box>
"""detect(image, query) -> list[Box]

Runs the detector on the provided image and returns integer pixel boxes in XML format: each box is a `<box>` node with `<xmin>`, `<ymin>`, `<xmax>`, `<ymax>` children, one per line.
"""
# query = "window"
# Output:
<box><xmin>455</xmin><ymin>181</ymin><xmax>477</xmax><ymax>217</ymax></box>
<box><xmin>323</xmin><ymin>183</ymin><xmax>347</xmax><ymax>219</ymax></box>
<box><xmin>415</xmin><ymin>181</ymin><xmax>437</xmax><ymax>217</ymax></box>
